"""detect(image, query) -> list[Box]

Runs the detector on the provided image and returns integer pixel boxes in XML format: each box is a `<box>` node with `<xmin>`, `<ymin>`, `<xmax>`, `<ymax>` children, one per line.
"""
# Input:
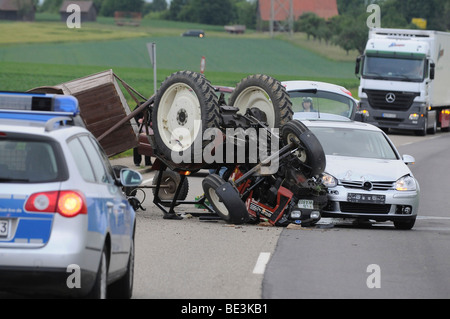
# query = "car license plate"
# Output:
<box><xmin>382</xmin><ymin>113</ymin><xmax>397</xmax><ymax>118</ymax></box>
<box><xmin>347</xmin><ymin>193</ymin><xmax>385</xmax><ymax>204</ymax></box>
<box><xmin>0</xmin><ymin>219</ymin><xmax>9</xmax><ymax>237</ymax></box>
<box><xmin>298</xmin><ymin>199</ymin><xmax>314</xmax><ymax>209</ymax></box>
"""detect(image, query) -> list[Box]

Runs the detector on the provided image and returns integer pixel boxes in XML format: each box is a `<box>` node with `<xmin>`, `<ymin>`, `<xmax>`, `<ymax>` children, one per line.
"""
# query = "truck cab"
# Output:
<box><xmin>356</xmin><ymin>28</ymin><xmax>450</xmax><ymax>135</ymax></box>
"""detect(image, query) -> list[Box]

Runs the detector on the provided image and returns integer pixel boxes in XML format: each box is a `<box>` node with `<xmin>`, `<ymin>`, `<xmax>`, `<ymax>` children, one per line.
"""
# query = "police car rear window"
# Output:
<box><xmin>0</xmin><ymin>139</ymin><xmax>65</xmax><ymax>183</ymax></box>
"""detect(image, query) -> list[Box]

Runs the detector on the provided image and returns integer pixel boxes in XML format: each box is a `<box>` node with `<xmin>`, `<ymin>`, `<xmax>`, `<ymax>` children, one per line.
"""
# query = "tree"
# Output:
<box><xmin>168</xmin><ymin>0</ymin><xmax>189</xmax><ymax>20</ymax></box>
<box><xmin>100</xmin><ymin>0</ymin><xmax>145</xmax><ymax>17</ymax></box>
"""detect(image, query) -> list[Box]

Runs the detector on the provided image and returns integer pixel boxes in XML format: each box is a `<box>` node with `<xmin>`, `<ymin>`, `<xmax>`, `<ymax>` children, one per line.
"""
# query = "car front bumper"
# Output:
<box><xmin>322</xmin><ymin>186</ymin><xmax>419</xmax><ymax>222</ymax></box>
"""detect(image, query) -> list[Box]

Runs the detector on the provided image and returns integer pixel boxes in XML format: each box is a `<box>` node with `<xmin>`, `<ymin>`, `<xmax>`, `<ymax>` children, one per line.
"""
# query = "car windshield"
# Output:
<box><xmin>363</xmin><ymin>56</ymin><xmax>426</xmax><ymax>82</ymax></box>
<box><xmin>309</xmin><ymin>126</ymin><xmax>398</xmax><ymax>160</ymax></box>
<box><xmin>289</xmin><ymin>90</ymin><xmax>356</xmax><ymax>119</ymax></box>
<box><xmin>0</xmin><ymin>139</ymin><xmax>65</xmax><ymax>183</ymax></box>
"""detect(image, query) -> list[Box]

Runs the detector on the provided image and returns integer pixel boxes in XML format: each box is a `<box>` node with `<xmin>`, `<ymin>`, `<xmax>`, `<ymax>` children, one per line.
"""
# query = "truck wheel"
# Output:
<box><xmin>202</xmin><ymin>174</ymin><xmax>249</xmax><ymax>224</ymax></box>
<box><xmin>415</xmin><ymin>117</ymin><xmax>427</xmax><ymax>136</ymax></box>
<box><xmin>152</xmin><ymin>71</ymin><xmax>220</xmax><ymax>169</ymax></box>
<box><xmin>228</xmin><ymin>74</ymin><xmax>293</xmax><ymax>128</ymax></box>
<box><xmin>281</xmin><ymin>120</ymin><xmax>326</xmax><ymax>178</ymax></box>
<box><xmin>152</xmin><ymin>170</ymin><xmax>189</xmax><ymax>206</ymax></box>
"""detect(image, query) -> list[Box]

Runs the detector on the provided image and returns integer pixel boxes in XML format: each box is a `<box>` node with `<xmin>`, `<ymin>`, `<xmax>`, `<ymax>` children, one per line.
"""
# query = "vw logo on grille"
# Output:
<box><xmin>386</xmin><ymin>93</ymin><xmax>396</xmax><ymax>103</ymax></box>
<box><xmin>363</xmin><ymin>181</ymin><xmax>373</xmax><ymax>191</ymax></box>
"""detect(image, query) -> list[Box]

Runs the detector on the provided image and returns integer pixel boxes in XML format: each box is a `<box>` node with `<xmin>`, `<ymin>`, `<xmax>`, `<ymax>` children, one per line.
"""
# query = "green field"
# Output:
<box><xmin>0</xmin><ymin>17</ymin><xmax>359</xmax><ymax>96</ymax></box>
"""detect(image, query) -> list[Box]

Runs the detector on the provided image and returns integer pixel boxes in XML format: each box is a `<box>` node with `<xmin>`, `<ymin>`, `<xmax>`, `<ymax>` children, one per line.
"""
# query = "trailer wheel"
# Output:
<box><xmin>152</xmin><ymin>170</ymin><xmax>189</xmax><ymax>207</ymax></box>
<box><xmin>281</xmin><ymin>120</ymin><xmax>326</xmax><ymax>178</ymax></box>
<box><xmin>228</xmin><ymin>74</ymin><xmax>293</xmax><ymax>128</ymax></box>
<box><xmin>202</xmin><ymin>174</ymin><xmax>249</xmax><ymax>224</ymax></box>
<box><xmin>152</xmin><ymin>71</ymin><xmax>220</xmax><ymax>169</ymax></box>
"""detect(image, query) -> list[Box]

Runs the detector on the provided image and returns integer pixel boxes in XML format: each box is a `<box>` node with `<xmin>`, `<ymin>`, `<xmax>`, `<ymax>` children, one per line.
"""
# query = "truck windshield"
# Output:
<box><xmin>362</xmin><ymin>56</ymin><xmax>425</xmax><ymax>82</ymax></box>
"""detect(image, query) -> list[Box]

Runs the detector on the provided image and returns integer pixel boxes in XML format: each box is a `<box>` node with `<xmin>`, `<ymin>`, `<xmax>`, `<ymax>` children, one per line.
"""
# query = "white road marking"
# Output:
<box><xmin>253</xmin><ymin>252</ymin><xmax>271</xmax><ymax>275</ymax></box>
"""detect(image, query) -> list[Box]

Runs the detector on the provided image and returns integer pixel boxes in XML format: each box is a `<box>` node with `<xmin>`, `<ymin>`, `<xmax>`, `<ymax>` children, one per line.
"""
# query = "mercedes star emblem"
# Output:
<box><xmin>386</xmin><ymin>93</ymin><xmax>396</xmax><ymax>103</ymax></box>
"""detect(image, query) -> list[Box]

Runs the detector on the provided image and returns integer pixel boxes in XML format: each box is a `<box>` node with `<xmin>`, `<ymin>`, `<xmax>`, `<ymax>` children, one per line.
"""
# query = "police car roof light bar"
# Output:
<box><xmin>0</xmin><ymin>92</ymin><xmax>79</xmax><ymax>116</ymax></box>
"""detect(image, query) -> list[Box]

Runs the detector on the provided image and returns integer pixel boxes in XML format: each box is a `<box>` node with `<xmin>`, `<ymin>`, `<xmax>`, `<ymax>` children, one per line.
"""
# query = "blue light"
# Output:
<box><xmin>0</xmin><ymin>92</ymin><xmax>79</xmax><ymax>118</ymax></box>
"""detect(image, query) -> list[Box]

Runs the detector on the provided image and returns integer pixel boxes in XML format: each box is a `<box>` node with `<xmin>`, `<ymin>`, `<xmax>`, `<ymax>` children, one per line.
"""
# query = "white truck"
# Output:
<box><xmin>355</xmin><ymin>28</ymin><xmax>450</xmax><ymax>135</ymax></box>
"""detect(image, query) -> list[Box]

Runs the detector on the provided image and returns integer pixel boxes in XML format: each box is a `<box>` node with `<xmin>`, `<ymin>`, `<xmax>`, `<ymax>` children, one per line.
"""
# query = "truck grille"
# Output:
<box><xmin>363</xmin><ymin>89</ymin><xmax>419</xmax><ymax>110</ymax></box>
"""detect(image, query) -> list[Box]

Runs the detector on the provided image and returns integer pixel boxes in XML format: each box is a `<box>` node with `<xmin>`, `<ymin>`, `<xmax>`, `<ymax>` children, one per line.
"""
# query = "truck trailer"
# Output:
<box><xmin>355</xmin><ymin>28</ymin><xmax>450</xmax><ymax>135</ymax></box>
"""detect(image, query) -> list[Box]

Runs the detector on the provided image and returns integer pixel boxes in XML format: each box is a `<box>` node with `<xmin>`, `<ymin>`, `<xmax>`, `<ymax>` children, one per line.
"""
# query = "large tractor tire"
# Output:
<box><xmin>228</xmin><ymin>74</ymin><xmax>293</xmax><ymax>128</ymax></box>
<box><xmin>202</xmin><ymin>174</ymin><xmax>249</xmax><ymax>225</ymax></box>
<box><xmin>281</xmin><ymin>120</ymin><xmax>326</xmax><ymax>179</ymax></box>
<box><xmin>152</xmin><ymin>71</ymin><xmax>220</xmax><ymax>170</ymax></box>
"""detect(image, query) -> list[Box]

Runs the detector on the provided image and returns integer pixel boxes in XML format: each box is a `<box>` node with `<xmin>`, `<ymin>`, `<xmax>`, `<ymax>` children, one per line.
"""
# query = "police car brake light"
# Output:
<box><xmin>25</xmin><ymin>190</ymin><xmax>87</xmax><ymax>218</ymax></box>
<box><xmin>0</xmin><ymin>92</ymin><xmax>79</xmax><ymax>115</ymax></box>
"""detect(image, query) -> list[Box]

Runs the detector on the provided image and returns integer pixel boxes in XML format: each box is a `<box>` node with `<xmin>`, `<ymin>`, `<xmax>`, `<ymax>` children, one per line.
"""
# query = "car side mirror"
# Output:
<box><xmin>120</xmin><ymin>168</ymin><xmax>143</xmax><ymax>186</ymax></box>
<box><xmin>402</xmin><ymin>154</ymin><xmax>415</xmax><ymax>165</ymax></box>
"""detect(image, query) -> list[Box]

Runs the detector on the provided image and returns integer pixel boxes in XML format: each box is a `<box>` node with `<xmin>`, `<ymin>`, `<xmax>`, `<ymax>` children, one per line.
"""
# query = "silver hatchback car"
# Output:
<box><xmin>302</xmin><ymin>117</ymin><xmax>419</xmax><ymax>230</ymax></box>
<box><xmin>0</xmin><ymin>92</ymin><xmax>142</xmax><ymax>298</ymax></box>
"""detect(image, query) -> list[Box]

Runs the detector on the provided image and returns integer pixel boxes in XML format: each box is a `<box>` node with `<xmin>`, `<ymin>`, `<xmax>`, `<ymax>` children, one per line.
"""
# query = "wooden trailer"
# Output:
<box><xmin>29</xmin><ymin>70</ymin><xmax>151</xmax><ymax>157</ymax></box>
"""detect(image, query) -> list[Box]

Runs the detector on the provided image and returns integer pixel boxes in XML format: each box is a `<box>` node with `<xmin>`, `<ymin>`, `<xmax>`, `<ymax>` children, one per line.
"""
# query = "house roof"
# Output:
<box><xmin>60</xmin><ymin>1</ymin><xmax>95</xmax><ymax>13</ymax></box>
<box><xmin>258</xmin><ymin>0</ymin><xmax>338</xmax><ymax>21</ymax></box>
<box><xmin>0</xmin><ymin>0</ymin><xmax>34</xmax><ymax>11</ymax></box>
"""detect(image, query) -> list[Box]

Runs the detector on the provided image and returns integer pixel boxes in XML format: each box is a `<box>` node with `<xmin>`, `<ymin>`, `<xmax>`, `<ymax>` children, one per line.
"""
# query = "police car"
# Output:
<box><xmin>0</xmin><ymin>92</ymin><xmax>142</xmax><ymax>298</ymax></box>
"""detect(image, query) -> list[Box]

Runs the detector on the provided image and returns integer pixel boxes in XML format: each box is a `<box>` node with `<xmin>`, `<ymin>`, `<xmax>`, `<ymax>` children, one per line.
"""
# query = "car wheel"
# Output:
<box><xmin>152</xmin><ymin>71</ymin><xmax>220</xmax><ymax>170</ymax></box>
<box><xmin>394</xmin><ymin>218</ymin><xmax>416</xmax><ymax>230</ymax></box>
<box><xmin>228</xmin><ymin>74</ymin><xmax>293</xmax><ymax>128</ymax></box>
<box><xmin>281</xmin><ymin>120</ymin><xmax>326</xmax><ymax>178</ymax></box>
<box><xmin>87</xmin><ymin>248</ymin><xmax>108</xmax><ymax>299</ymax></box>
<box><xmin>108</xmin><ymin>232</ymin><xmax>135</xmax><ymax>299</ymax></box>
<box><xmin>152</xmin><ymin>170</ymin><xmax>189</xmax><ymax>207</ymax></box>
<box><xmin>202</xmin><ymin>174</ymin><xmax>249</xmax><ymax>224</ymax></box>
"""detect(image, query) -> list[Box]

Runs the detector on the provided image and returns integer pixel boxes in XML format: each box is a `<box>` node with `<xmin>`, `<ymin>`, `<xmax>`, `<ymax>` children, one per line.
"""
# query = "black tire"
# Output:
<box><xmin>394</xmin><ymin>217</ymin><xmax>416</xmax><ymax>230</ymax></box>
<box><xmin>152</xmin><ymin>71</ymin><xmax>220</xmax><ymax>170</ymax></box>
<box><xmin>152</xmin><ymin>170</ymin><xmax>189</xmax><ymax>206</ymax></box>
<box><xmin>202</xmin><ymin>174</ymin><xmax>249</xmax><ymax>224</ymax></box>
<box><xmin>228</xmin><ymin>74</ymin><xmax>293</xmax><ymax>128</ymax></box>
<box><xmin>281</xmin><ymin>120</ymin><xmax>326</xmax><ymax>178</ymax></box>
<box><xmin>108</xmin><ymin>232</ymin><xmax>135</xmax><ymax>299</ymax></box>
<box><xmin>86</xmin><ymin>248</ymin><xmax>108</xmax><ymax>299</ymax></box>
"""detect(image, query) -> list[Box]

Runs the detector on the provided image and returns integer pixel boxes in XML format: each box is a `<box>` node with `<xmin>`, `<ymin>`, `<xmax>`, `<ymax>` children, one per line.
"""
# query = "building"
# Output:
<box><xmin>0</xmin><ymin>0</ymin><xmax>35</xmax><ymax>21</ymax></box>
<box><xmin>60</xmin><ymin>1</ymin><xmax>97</xmax><ymax>23</ymax></box>
<box><xmin>258</xmin><ymin>0</ymin><xmax>339</xmax><ymax>22</ymax></box>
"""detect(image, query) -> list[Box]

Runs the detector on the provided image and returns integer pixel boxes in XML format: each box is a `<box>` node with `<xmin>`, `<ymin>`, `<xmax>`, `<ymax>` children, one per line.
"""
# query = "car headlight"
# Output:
<box><xmin>321</xmin><ymin>173</ymin><xmax>337</xmax><ymax>187</ymax></box>
<box><xmin>395</xmin><ymin>175</ymin><xmax>417</xmax><ymax>191</ymax></box>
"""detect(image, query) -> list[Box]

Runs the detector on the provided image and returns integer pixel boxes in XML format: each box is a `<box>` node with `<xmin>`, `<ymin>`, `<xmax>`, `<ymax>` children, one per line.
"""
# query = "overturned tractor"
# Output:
<box><xmin>147</xmin><ymin>71</ymin><xmax>328</xmax><ymax>226</ymax></box>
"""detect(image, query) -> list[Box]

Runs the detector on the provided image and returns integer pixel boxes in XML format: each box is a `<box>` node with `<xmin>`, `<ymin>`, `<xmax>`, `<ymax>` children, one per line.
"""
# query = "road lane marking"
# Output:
<box><xmin>253</xmin><ymin>252</ymin><xmax>271</xmax><ymax>275</ymax></box>
<box><xmin>417</xmin><ymin>216</ymin><xmax>450</xmax><ymax>220</ymax></box>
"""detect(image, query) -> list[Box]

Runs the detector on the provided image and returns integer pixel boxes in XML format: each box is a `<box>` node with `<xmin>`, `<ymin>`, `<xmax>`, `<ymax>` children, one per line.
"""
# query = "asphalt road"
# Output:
<box><xmin>130</xmin><ymin>129</ymin><xmax>450</xmax><ymax>300</ymax></box>
<box><xmin>263</xmin><ymin>130</ymin><xmax>450</xmax><ymax>299</ymax></box>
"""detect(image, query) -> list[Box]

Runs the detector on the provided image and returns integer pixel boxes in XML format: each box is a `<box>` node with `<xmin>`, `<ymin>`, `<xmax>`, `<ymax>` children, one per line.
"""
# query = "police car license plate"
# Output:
<box><xmin>0</xmin><ymin>219</ymin><xmax>9</xmax><ymax>237</ymax></box>
<box><xmin>298</xmin><ymin>200</ymin><xmax>314</xmax><ymax>209</ymax></box>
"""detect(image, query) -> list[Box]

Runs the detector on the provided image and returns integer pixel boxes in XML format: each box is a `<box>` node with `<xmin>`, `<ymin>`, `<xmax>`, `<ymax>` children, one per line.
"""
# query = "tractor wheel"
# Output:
<box><xmin>228</xmin><ymin>74</ymin><xmax>293</xmax><ymax>128</ymax></box>
<box><xmin>281</xmin><ymin>120</ymin><xmax>326</xmax><ymax>178</ymax></box>
<box><xmin>152</xmin><ymin>71</ymin><xmax>220</xmax><ymax>170</ymax></box>
<box><xmin>202</xmin><ymin>174</ymin><xmax>249</xmax><ymax>225</ymax></box>
<box><xmin>152</xmin><ymin>170</ymin><xmax>189</xmax><ymax>207</ymax></box>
